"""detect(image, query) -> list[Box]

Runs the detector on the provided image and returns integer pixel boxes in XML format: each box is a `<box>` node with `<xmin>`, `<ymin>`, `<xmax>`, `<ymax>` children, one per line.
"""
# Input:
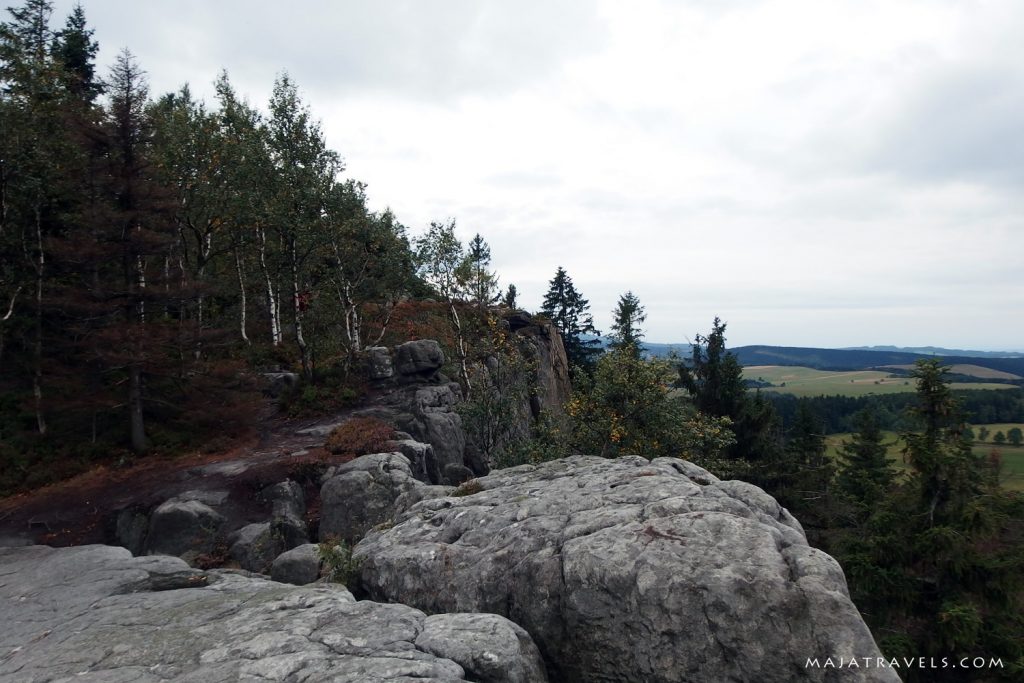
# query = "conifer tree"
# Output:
<box><xmin>608</xmin><ymin>290</ymin><xmax>645</xmax><ymax>356</ymax></box>
<box><xmin>464</xmin><ymin>233</ymin><xmax>498</xmax><ymax>309</ymax></box>
<box><xmin>540</xmin><ymin>266</ymin><xmax>600</xmax><ymax>371</ymax></box>
<box><xmin>502</xmin><ymin>283</ymin><xmax>518</xmax><ymax>309</ymax></box>
<box><xmin>836</xmin><ymin>407</ymin><xmax>894</xmax><ymax>514</ymax></box>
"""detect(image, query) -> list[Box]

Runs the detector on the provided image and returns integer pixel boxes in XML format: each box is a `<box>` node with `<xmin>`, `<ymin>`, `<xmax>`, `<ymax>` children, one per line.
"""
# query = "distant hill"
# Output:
<box><xmin>730</xmin><ymin>345</ymin><xmax>1024</xmax><ymax>378</ymax></box>
<box><xmin>842</xmin><ymin>345</ymin><xmax>1024</xmax><ymax>359</ymax></box>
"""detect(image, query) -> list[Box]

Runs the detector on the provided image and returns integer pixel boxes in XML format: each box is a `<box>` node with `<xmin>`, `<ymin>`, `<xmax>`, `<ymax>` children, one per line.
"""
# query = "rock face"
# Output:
<box><xmin>0</xmin><ymin>544</ymin><xmax>547</xmax><ymax>682</ymax></box>
<box><xmin>356</xmin><ymin>382</ymin><xmax>467</xmax><ymax>484</ymax></box>
<box><xmin>144</xmin><ymin>497</ymin><xmax>225</xmax><ymax>558</ymax></box>
<box><xmin>271</xmin><ymin>543</ymin><xmax>322</xmax><ymax>585</ymax></box>
<box><xmin>393</xmin><ymin>339</ymin><xmax>445</xmax><ymax>379</ymax></box>
<box><xmin>319</xmin><ymin>452</ymin><xmax>450</xmax><ymax>544</ymax></box>
<box><xmin>356</xmin><ymin>456</ymin><xmax>898</xmax><ymax>683</ymax></box>
<box><xmin>506</xmin><ymin>313</ymin><xmax>571</xmax><ymax>419</ymax></box>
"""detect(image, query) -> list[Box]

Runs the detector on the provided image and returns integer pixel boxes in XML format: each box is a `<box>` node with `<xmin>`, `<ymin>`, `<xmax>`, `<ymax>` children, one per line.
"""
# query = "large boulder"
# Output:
<box><xmin>271</xmin><ymin>543</ymin><xmax>322</xmax><ymax>585</ymax></box>
<box><xmin>228</xmin><ymin>522</ymin><xmax>283</xmax><ymax>573</ymax></box>
<box><xmin>366</xmin><ymin>346</ymin><xmax>394</xmax><ymax>379</ymax></box>
<box><xmin>355</xmin><ymin>456</ymin><xmax>898</xmax><ymax>683</ymax></box>
<box><xmin>355</xmin><ymin>381</ymin><xmax>468</xmax><ymax>484</ymax></box>
<box><xmin>144</xmin><ymin>498</ymin><xmax>225</xmax><ymax>558</ymax></box>
<box><xmin>393</xmin><ymin>339</ymin><xmax>445</xmax><ymax>379</ymax></box>
<box><xmin>319</xmin><ymin>452</ymin><xmax>449</xmax><ymax>544</ymax></box>
<box><xmin>0</xmin><ymin>544</ymin><xmax>547</xmax><ymax>682</ymax></box>
<box><xmin>263</xmin><ymin>479</ymin><xmax>309</xmax><ymax>548</ymax></box>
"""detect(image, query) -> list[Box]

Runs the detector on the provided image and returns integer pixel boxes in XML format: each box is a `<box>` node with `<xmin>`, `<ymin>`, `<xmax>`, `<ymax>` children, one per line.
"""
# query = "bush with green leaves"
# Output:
<box><xmin>316</xmin><ymin>537</ymin><xmax>361</xmax><ymax>587</ymax></box>
<box><xmin>566</xmin><ymin>346</ymin><xmax>734</xmax><ymax>463</ymax></box>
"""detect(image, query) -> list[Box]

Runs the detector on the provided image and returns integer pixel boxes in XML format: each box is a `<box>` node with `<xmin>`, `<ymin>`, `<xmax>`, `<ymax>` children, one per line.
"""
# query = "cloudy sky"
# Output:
<box><xmin>52</xmin><ymin>0</ymin><xmax>1024</xmax><ymax>349</ymax></box>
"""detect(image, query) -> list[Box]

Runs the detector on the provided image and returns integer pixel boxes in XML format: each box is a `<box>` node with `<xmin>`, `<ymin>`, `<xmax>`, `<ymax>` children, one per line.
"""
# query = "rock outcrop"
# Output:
<box><xmin>355</xmin><ymin>456</ymin><xmax>899</xmax><ymax>683</ymax></box>
<box><xmin>0</xmin><ymin>544</ymin><xmax>547</xmax><ymax>682</ymax></box>
<box><xmin>505</xmin><ymin>311</ymin><xmax>571</xmax><ymax>419</ymax></box>
<box><xmin>320</xmin><ymin>452</ymin><xmax>451</xmax><ymax>544</ymax></box>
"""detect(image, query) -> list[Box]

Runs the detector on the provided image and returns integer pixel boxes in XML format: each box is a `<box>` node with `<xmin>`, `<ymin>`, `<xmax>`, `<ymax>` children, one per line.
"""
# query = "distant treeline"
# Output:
<box><xmin>770</xmin><ymin>388</ymin><xmax>1024</xmax><ymax>434</ymax></box>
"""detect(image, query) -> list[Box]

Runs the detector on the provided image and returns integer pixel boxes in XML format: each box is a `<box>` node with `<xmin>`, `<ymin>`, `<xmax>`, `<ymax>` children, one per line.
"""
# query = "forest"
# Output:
<box><xmin>1</xmin><ymin>2</ymin><xmax>1021</xmax><ymax>680</ymax></box>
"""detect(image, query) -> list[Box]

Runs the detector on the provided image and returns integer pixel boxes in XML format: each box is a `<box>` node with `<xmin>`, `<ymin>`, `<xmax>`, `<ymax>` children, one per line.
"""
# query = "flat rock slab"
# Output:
<box><xmin>356</xmin><ymin>455</ymin><xmax>899</xmax><ymax>683</ymax></box>
<box><xmin>0</xmin><ymin>544</ymin><xmax>546</xmax><ymax>682</ymax></box>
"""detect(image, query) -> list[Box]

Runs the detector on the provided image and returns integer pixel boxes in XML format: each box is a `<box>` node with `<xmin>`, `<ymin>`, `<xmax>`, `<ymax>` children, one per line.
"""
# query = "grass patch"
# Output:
<box><xmin>825</xmin><ymin>423</ymin><xmax>1024</xmax><ymax>491</ymax></box>
<box><xmin>744</xmin><ymin>365</ymin><xmax>1014</xmax><ymax>397</ymax></box>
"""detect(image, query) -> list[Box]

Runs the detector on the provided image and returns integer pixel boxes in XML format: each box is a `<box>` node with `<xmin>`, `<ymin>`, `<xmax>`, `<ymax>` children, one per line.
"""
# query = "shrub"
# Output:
<box><xmin>325</xmin><ymin>417</ymin><xmax>395</xmax><ymax>458</ymax></box>
<box><xmin>317</xmin><ymin>537</ymin><xmax>361</xmax><ymax>586</ymax></box>
<box><xmin>451</xmin><ymin>479</ymin><xmax>483</xmax><ymax>497</ymax></box>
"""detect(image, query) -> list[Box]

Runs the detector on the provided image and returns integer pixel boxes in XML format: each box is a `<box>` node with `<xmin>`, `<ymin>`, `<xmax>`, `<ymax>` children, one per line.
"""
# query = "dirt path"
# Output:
<box><xmin>0</xmin><ymin>404</ymin><xmax>353</xmax><ymax>548</ymax></box>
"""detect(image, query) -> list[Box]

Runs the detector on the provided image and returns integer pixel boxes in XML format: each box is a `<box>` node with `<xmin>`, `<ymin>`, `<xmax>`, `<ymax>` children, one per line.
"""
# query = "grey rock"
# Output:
<box><xmin>355</xmin><ymin>381</ymin><xmax>467</xmax><ymax>485</ymax></box>
<box><xmin>174</xmin><ymin>489</ymin><xmax>231</xmax><ymax>506</ymax></box>
<box><xmin>262</xmin><ymin>371</ymin><xmax>299</xmax><ymax>397</ymax></box>
<box><xmin>144</xmin><ymin>499</ymin><xmax>226</xmax><ymax>558</ymax></box>
<box><xmin>229</xmin><ymin>522</ymin><xmax>283</xmax><ymax>573</ymax></box>
<box><xmin>319</xmin><ymin>453</ymin><xmax>425</xmax><ymax>544</ymax></box>
<box><xmin>114</xmin><ymin>505</ymin><xmax>149</xmax><ymax>555</ymax></box>
<box><xmin>366</xmin><ymin>346</ymin><xmax>394</xmax><ymax>379</ymax></box>
<box><xmin>264</xmin><ymin>479</ymin><xmax>309</xmax><ymax>548</ymax></box>
<box><xmin>0</xmin><ymin>536</ymin><xmax>32</xmax><ymax>547</ymax></box>
<box><xmin>387</xmin><ymin>438</ymin><xmax>436</xmax><ymax>482</ymax></box>
<box><xmin>443</xmin><ymin>463</ymin><xmax>474</xmax><ymax>485</ymax></box>
<box><xmin>0</xmin><ymin>544</ymin><xmax>542</xmax><ymax>682</ymax></box>
<box><xmin>264</xmin><ymin>479</ymin><xmax>305</xmax><ymax>520</ymax></box>
<box><xmin>296</xmin><ymin>420</ymin><xmax>345</xmax><ymax>437</ymax></box>
<box><xmin>416</xmin><ymin>613</ymin><xmax>549</xmax><ymax>683</ymax></box>
<box><xmin>393</xmin><ymin>339</ymin><xmax>445</xmax><ymax>377</ymax></box>
<box><xmin>271</xmin><ymin>543</ymin><xmax>322</xmax><ymax>585</ymax></box>
<box><xmin>355</xmin><ymin>455</ymin><xmax>897</xmax><ymax>683</ymax></box>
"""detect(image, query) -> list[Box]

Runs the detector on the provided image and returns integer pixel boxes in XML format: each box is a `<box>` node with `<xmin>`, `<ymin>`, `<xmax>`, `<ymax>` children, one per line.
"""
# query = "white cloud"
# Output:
<box><xmin>51</xmin><ymin>0</ymin><xmax>1024</xmax><ymax>349</ymax></box>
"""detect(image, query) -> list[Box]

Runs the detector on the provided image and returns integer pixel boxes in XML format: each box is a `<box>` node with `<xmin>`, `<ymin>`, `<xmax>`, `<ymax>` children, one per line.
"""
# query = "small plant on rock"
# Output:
<box><xmin>325</xmin><ymin>417</ymin><xmax>395</xmax><ymax>458</ymax></box>
<box><xmin>451</xmin><ymin>479</ymin><xmax>483</xmax><ymax>497</ymax></box>
<box><xmin>316</xmin><ymin>537</ymin><xmax>361</xmax><ymax>586</ymax></box>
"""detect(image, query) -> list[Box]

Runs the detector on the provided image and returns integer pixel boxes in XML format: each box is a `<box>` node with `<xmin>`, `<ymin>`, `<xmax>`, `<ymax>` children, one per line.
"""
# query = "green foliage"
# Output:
<box><xmin>836</xmin><ymin>407</ymin><xmax>896</xmax><ymax>515</ymax></box>
<box><xmin>567</xmin><ymin>346</ymin><xmax>734</xmax><ymax>462</ymax></box>
<box><xmin>679</xmin><ymin>318</ymin><xmax>781</xmax><ymax>464</ymax></box>
<box><xmin>464</xmin><ymin>233</ymin><xmax>499</xmax><ymax>308</ymax></box>
<box><xmin>316</xmin><ymin>538</ymin><xmax>361</xmax><ymax>587</ymax></box>
<box><xmin>457</xmin><ymin>316</ymin><xmax>535</xmax><ymax>465</ymax></box>
<box><xmin>608</xmin><ymin>290</ymin><xmax>645</xmax><ymax>357</ymax></box>
<box><xmin>279</xmin><ymin>367</ymin><xmax>365</xmax><ymax>418</ymax></box>
<box><xmin>502</xmin><ymin>283</ymin><xmax>518</xmax><ymax>309</ymax></box>
<box><xmin>539</xmin><ymin>266</ymin><xmax>601</xmax><ymax>372</ymax></box>
<box><xmin>831</xmin><ymin>359</ymin><xmax>1024</xmax><ymax>680</ymax></box>
<box><xmin>495</xmin><ymin>410</ymin><xmax>571</xmax><ymax>469</ymax></box>
<box><xmin>1008</xmin><ymin>427</ymin><xmax>1023</xmax><ymax>447</ymax></box>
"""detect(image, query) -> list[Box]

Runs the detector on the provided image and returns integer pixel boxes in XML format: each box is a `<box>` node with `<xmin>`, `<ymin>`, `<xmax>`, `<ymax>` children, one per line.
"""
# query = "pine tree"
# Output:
<box><xmin>464</xmin><ymin>233</ymin><xmax>498</xmax><ymax>309</ymax></box>
<box><xmin>678</xmin><ymin>317</ymin><xmax>781</xmax><ymax>464</ymax></box>
<box><xmin>540</xmin><ymin>266</ymin><xmax>600</xmax><ymax>371</ymax></box>
<box><xmin>502</xmin><ymin>283</ymin><xmax>518</xmax><ymax>309</ymax></box>
<box><xmin>608</xmin><ymin>290</ymin><xmax>645</xmax><ymax>356</ymax></box>
<box><xmin>51</xmin><ymin>3</ymin><xmax>100</xmax><ymax>103</ymax></box>
<box><xmin>836</xmin><ymin>407</ymin><xmax>894</xmax><ymax>514</ymax></box>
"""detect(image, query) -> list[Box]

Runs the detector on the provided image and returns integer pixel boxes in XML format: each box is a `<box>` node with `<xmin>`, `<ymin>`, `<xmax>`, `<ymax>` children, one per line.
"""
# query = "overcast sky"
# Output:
<box><xmin>51</xmin><ymin>0</ymin><xmax>1024</xmax><ymax>350</ymax></box>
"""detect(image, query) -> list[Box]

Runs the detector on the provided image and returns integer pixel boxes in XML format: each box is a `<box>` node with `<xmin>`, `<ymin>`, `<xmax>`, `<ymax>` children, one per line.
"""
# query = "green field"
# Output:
<box><xmin>825</xmin><ymin>424</ymin><xmax>1024</xmax><ymax>491</ymax></box>
<box><xmin>744</xmin><ymin>365</ymin><xmax>1015</xmax><ymax>397</ymax></box>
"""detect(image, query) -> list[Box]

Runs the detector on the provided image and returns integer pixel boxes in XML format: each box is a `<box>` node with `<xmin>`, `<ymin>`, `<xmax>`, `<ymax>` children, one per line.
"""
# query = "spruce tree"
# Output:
<box><xmin>464</xmin><ymin>233</ymin><xmax>499</xmax><ymax>308</ymax></box>
<box><xmin>608</xmin><ymin>290</ymin><xmax>645</xmax><ymax>356</ymax></box>
<box><xmin>836</xmin><ymin>407</ymin><xmax>894</xmax><ymax>514</ymax></box>
<box><xmin>540</xmin><ymin>266</ymin><xmax>600</xmax><ymax>371</ymax></box>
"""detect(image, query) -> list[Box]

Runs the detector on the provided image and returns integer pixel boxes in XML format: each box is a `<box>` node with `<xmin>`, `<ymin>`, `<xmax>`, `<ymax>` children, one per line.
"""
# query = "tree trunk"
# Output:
<box><xmin>234</xmin><ymin>246</ymin><xmax>250</xmax><ymax>345</ymax></box>
<box><xmin>291</xmin><ymin>245</ymin><xmax>310</xmax><ymax>378</ymax></box>
<box><xmin>32</xmin><ymin>206</ymin><xmax>46</xmax><ymax>435</ymax></box>
<box><xmin>448</xmin><ymin>299</ymin><xmax>472</xmax><ymax>393</ymax></box>
<box><xmin>128</xmin><ymin>362</ymin><xmax>147</xmax><ymax>452</ymax></box>
<box><xmin>257</xmin><ymin>228</ymin><xmax>281</xmax><ymax>345</ymax></box>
